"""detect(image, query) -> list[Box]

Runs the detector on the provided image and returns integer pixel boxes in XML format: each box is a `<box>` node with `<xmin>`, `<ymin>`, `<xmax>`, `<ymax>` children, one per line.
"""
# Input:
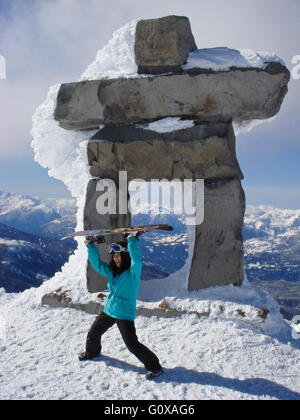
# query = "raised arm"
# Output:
<box><xmin>127</xmin><ymin>235</ymin><xmax>143</xmax><ymax>279</ymax></box>
<box><xmin>85</xmin><ymin>242</ymin><xmax>112</xmax><ymax>279</ymax></box>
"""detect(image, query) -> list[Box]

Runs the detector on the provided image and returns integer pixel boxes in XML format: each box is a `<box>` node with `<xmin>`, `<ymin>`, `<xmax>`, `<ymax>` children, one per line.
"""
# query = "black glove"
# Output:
<box><xmin>135</xmin><ymin>231</ymin><xmax>143</xmax><ymax>240</ymax></box>
<box><xmin>124</xmin><ymin>231</ymin><xmax>144</xmax><ymax>240</ymax></box>
<box><xmin>86</xmin><ymin>235</ymin><xmax>105</xmax><ymax>244</ymax></box>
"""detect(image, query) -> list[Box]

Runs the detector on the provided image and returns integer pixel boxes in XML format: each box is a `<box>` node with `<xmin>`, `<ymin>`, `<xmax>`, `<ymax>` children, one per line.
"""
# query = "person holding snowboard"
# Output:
<box><xmin>79</xmin><ymin>233</ymin><xmax>163</xmax><ymax>380</ymax></box>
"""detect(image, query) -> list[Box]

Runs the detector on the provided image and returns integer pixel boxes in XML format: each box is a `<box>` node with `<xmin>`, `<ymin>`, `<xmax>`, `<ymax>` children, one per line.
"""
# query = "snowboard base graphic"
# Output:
<box><xmin>61</xmin><ymin>224</ymin><xmax>173</xmax><ymax>240</ymax></box>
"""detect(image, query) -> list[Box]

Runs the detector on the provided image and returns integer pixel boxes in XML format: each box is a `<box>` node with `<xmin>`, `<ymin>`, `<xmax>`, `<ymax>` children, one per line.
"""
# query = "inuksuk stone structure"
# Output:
<box><xmin>54</xmin><ymin>16</ymin><xmax>290</xmax><ymax>293</ymax></box>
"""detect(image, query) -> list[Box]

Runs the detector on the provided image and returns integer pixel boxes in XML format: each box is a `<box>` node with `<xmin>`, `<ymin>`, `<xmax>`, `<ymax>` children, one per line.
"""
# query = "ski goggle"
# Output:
<box><xmin>109</xmin><ymin>243</ymin><xmax>128</xmax><ymax>254</ymax></box>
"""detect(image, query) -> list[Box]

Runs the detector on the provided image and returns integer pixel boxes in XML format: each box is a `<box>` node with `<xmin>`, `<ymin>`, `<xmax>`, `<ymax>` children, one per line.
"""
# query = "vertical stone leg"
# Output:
<box><xmin>188</xmin><ymin>179</ymin><xmax>245</xmax><ymax>291</ymax></box>
<box><xmin>84</xmin><ymin>178</ymin><xmax>131</xmax><ymax>292</ymax></box>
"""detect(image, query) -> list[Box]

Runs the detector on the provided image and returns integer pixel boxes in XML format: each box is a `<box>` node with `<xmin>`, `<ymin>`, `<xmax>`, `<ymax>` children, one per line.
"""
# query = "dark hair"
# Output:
<box><xmin>109</xmin><ymin>251</ymin><xmax>131</xmax><ymax>277</ymax></box>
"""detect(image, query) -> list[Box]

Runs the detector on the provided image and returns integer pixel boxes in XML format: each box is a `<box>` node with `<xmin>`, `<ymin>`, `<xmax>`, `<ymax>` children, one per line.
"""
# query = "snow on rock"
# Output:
<box><xmin>138</xmin><ymin>270</ymin><xmax>291</xmax><ymax>339</ymax></box>
<box><xmin>137</xmin><ymin>117</ymin><xmax>195</xmax><ymax>133</ymax></box>
<box><xmin>30</xmin><ymin>84</ymin><xmax>97</xmax><ymax>305</ymax></box>
<box><xmin>233</xmin><ymin>116</ymin><xmax>276</xmax><ymax>136</ymax></box>
<box><xmin>80</xmin><ymin>19</ymin><xmax>138</xmax><ymax>81</ymax></box>
<box><xmin>183</xmin><ymin>47</ymin><xmax>285</xmax><ymax>72</ymax></box>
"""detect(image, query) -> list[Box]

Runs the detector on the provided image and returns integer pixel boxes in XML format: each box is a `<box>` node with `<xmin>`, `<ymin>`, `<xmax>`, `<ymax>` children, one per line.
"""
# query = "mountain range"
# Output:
<box><xmin>243</xmin><ymin>205</ymin><xmax>300</xmax><ymax>319</ymax></box>
<box><xmin>0</xmin><ymin>191</ymin><xmax>76</xmax><ymax>239</ymax></box>
<box><xmin>0</xmin><ymin>190</ymin><xmax>299</xmax><ymax>319</ymax></box>
<box><xmin>0</xmin><ymin>222</ymin><xmax>76</xmax><ymax>292</ymax></box>
<box><xmin>0</xmin><ymin>191</ymin><xmax>76</xmax><ymax>292</ymax></box>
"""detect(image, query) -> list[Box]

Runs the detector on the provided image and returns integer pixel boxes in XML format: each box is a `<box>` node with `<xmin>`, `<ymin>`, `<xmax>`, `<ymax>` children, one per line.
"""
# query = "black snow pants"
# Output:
<box><xmin>85</xmin><ymin>311</ymin><xmax>162</xmax><ymax>371</ymax></box>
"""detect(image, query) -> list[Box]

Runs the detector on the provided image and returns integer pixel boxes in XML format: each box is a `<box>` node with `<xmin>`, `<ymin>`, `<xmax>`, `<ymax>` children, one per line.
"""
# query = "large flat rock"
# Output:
<box><xmin>54</xmin><ymin>63</ymin><xmax>289</xmax><ymax>130</ymax></box>
<box><xmin>135</xmin><ymin>15</ymin><xmax>197</xmax><ymax>74</ymax></box>
<box><xmin>88</xmin><ymin>122</ymin><xmax>243</xmax><ymax>181</ymax></box>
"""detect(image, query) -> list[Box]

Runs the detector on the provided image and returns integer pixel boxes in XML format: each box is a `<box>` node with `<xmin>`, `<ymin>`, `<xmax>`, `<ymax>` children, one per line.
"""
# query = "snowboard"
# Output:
<box><xmin>61</xmin><ymin>224</ymin><xmax>173</xmax><ymax>240</ymax></box>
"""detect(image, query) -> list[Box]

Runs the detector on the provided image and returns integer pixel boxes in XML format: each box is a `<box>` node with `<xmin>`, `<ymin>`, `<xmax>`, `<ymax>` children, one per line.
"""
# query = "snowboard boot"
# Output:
<box><xmin>78</xmin><ymin>351</ymin><xmax>100</xmax><ymax>361</ymax></box>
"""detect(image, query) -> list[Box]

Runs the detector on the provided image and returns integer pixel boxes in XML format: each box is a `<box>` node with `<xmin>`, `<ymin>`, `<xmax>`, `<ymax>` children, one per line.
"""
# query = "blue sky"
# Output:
<box><xmin>0</xmin><ymin>0</ymin><xmax>299</xmax><ymax>208</ymax></box>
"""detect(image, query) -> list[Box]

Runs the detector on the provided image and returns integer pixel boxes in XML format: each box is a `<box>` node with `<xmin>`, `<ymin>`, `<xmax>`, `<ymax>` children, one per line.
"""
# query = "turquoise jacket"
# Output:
<box><xmin>86</xmin><ymin>236</ymin><xmax>143</xmax><ymax>321</ymax></box>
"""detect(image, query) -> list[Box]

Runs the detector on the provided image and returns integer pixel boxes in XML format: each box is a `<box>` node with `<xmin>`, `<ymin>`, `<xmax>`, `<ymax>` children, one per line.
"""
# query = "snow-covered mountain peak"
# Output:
<box><xmin>0</xmin><ymin>190</ymin><xmax>59</xmax><ymax>217</ymax></box>
<box><xmin>245</xmin><ymin>205</ymin><xmax>300</xmax><ymax>235</ymax></box>
<box><xmin>0</xmin><ymin>191</ymin><xmax>76</xmax><ymax>238</ymax></box>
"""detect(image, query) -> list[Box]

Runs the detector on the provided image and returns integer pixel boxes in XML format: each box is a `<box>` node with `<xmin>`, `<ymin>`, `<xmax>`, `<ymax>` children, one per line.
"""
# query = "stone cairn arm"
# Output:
<box><xmin>54</xmin><ymin>15</ymin><xmax>290</xmax><ymax>292</ymax></box>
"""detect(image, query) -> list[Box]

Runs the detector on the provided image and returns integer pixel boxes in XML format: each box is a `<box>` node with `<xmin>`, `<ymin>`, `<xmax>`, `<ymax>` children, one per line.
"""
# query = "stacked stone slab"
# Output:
<box><xmin>55</xmin><ymin>63</ymin><xmax>289</xmax><ymax>130</ymax></box>
<box><xmin>54</xmin><ymin>15</ymin><xmax>290</xmax><ymax>292</ymax></box>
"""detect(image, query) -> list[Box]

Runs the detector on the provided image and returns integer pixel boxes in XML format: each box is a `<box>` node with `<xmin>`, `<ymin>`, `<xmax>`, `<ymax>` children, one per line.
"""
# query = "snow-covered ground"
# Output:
<box><xmin>1</xmin><ymin>277</ymin><xmax>300</xmax><ymax>400</ymax></box>
<box><xmin>0</xmin><ymin>227</ymin><xmax>300</xmax><ymax>400</ymax></box>
<box><xmin>1</xmin><ymin>221</ymin><xmax>299</xmax><ymax>400</ymax></box>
